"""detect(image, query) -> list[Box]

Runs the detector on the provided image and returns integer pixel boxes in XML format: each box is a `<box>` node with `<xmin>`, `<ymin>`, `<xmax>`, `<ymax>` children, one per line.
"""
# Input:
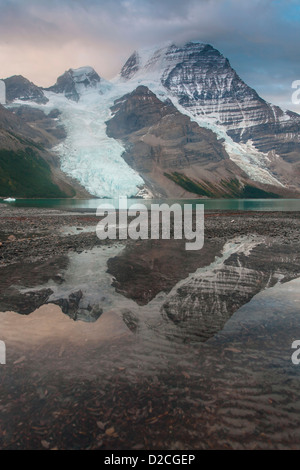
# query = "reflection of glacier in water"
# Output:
<box><xmin>18</xmin><ymin>234</ymin><xmax>300</xmax><ymax>343</ymax></box>
<box><xmin>2</xmin><ymin>239</ymin><xmax>300</xmax><ymax>449</ymax></box>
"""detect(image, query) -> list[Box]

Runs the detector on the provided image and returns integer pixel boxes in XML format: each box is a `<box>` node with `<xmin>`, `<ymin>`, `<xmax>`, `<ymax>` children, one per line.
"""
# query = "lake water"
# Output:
<box><xmin>1</xmin><ymin>198</ymin><xmax>300</xmax><ymax>211</ymax></box>
<box><xmin>1</xmin><ymin>261</ymin><xmax>300</xmax><ymax>449</ymax></box>
<box><xmin>1</xmin><ymin>198</ymin><xmax>300</xmax><ymax>449</ymax></box>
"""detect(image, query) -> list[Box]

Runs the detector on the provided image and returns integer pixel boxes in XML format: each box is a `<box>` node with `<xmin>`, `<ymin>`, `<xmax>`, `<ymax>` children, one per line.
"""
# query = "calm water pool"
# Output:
<box><xmin>1</xmin><ymin>198</ymin><xmax>300</xmax><ymax>212</ymax></box>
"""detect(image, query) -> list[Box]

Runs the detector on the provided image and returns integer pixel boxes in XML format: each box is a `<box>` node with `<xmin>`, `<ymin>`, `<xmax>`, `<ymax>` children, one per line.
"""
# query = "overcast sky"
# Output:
<box><xmin>0</xmin><ymin>0</ymin><xmax>299</xmax><ymax>111</ymax></box>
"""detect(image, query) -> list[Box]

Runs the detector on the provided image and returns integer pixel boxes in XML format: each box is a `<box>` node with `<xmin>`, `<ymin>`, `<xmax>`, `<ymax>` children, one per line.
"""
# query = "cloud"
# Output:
<box><xmin>0</xmin><ymin>0</ymin><xmax>299</xmax><ymax>110</ymax></box>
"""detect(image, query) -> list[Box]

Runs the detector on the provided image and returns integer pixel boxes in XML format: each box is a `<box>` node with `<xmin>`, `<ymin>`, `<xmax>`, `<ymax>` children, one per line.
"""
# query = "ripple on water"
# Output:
<box><xmin>1</xmin><ymin>241</ymin><xmax>300</xmax><ymax>449</ymax></box>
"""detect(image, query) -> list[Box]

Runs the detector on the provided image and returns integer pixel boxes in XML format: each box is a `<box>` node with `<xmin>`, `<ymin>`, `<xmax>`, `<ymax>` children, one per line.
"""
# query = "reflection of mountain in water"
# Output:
<box><xmin>160</xmin><ymin>238</ymin><xmax>300</xmax><ymax>341</ymax></box>
<box><xmin>1</xmin><ymin>235</ymin><xmax>300</xmax><ymax>343</ymax></box>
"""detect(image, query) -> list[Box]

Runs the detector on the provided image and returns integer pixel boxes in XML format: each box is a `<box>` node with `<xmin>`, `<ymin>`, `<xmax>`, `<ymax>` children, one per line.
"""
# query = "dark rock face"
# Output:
<box><xmin>106</xmin><ymin>86</ymin><xmax>290</xmax><ymax>197</ymax></box>
<box><xmin>120</xmin><ymin>51</ymin><xmax>140</xmax><ymax>80</ymax></box>
<box><xmin>0</xmin><ymin>104</ymin><xmax>77</xmax><ymax>197</ymax></box>
<box><xmin>106</xmin><ymin>86</ymin><xmax>234</xmax><ymax>191</ymax></box>
<box><xmin>0</xmin><ymin>102</ymin><xmax>61</xmax><ymax>152</ymax></box>
<box><xmin>108</xmin><ymin>86</ymin><xmax>172</xmax><ymax>138</ymax></box>
<box><xmin>3</xmin><ymin>75</ymin><xmax>48</xmax><ymax>104</ymax></box>
<box><xmin>47</xmin><ymin>67</ymin><xmax>101</xmax><ymax>101</ymax></box>
<box><xmin>0</xmin><ymin>103</ymin><xmax>38</xmax><ymax>140</ymax></box>
<box><xmin>12</xmin><ymin>105</ymin><xmax>67</xmax><ymax>144</ymax></box>
<box><xmin>106</xmin><ymin>85</ymin><xmax>231</xmax><ymax>174</ymax></box>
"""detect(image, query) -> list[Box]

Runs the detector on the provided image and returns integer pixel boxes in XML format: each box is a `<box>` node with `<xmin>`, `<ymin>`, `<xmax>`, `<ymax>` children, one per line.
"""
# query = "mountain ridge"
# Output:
<box><xmin>0</xmin><ymin>41</ymin><xmax>299</xmax><ymax>198</ymax></box>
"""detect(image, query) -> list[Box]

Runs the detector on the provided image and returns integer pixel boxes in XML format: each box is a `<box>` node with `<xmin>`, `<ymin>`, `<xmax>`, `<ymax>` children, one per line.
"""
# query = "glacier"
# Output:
<box><xmin>46</xmin><ymin>88</ymin><xmax>145</xmax><ymax>198</ymax></box>
<box><xmin>8</xmin><ymin>42</ymin><xmax>294</xmax><ymax>197</ymax></box>
<box><xmin>11</xmin><ymin>79</ymin><xmax>145</xmax><ymax>198</ymax></box>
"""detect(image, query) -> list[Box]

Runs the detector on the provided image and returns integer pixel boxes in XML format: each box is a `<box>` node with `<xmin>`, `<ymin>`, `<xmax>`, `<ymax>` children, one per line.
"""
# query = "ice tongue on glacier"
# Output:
<box><xmin>46</xmin><ymin>66</ymin><xmax>102</xmax><ymax>102</ymax></box>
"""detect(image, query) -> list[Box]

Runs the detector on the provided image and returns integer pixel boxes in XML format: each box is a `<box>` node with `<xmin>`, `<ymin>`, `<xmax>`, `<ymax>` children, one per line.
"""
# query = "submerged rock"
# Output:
<box><xmin>50</xmin><ymin>290</ymin><xmax>103</xmax><ymax>322</ymax></box>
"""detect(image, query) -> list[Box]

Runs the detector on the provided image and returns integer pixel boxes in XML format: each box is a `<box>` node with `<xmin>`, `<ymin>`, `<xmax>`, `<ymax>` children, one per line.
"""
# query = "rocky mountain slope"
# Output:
<box><xmin>0</xmin><ymin>42</ymin><xmax>299</xmax><ymax>198</ymax></box>
<box><xmin>1</xmin><ymin>67</ymin><xmax>145</xmax><ymax>198</ymax></box>
<box><xmin>120</xmin><ymin>42</ymin><xmax>300</xmax><ymax>158</ymax></box>
<box><xmin>0</xmin><ymin>103</ymin><xmax>88</xmax><ymax>197</ymax></box>
<box><xmin>106</xmin><ymin>86</ymin><xmax>283</xmax><ymax>197</ymax></box>
<box><xmin>3</xmin><ymin>75</ymin><xmax>48</xmax><ymax>104</ymax></box>
<box><xmin>119</xmin><ymin>42</ymin><xmax>300</xmax><ymax>195</ymax></box>
<box><xmin>46</xmin><ymin>67</ymin><xmax>103</xmax><ymax>102</ymax></box>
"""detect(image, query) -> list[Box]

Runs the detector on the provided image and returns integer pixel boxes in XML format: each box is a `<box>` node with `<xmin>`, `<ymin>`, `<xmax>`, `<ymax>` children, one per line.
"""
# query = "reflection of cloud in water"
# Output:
<box><xmin>1</xmin><ymin>268</ymin><xmax>300</xmax><ymax>449</ymax></box>
<box><xmin>0</xmin><ymin>306</ymin><xmax>130</xmax><ymax>348</ymax></box>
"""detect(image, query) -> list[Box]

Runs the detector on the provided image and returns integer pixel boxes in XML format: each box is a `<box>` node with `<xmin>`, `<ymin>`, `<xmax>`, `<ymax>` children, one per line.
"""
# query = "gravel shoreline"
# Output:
<box><xmin>1</xmin><ymin>205</ymin><xmax>300</xmax><ymax>267</ymax></box>
<box><xmin>1</xmin><ymin>206</ymin><xmax>300</xmax><ymax>450</ymax></box>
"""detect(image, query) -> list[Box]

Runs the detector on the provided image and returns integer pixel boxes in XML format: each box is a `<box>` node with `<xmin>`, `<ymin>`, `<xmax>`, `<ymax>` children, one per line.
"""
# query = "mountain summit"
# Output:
<box><xmin>119</xmin><ymin>41</ymin><xmax>300</xmax><ymax>191</ymax></box>
<box><xmin>46</xmin><ymin>66</ymin><xmax>102</xmax><ymax>102</ymax></box>
<box><xmin>1</xmin><ymin>41</ymin><xmax>299</xmax><ymax>198</ymax></box>
<box><xmin>3</xmin><ymin>75</ymin><xmax>48</xmax><ymax>104</ymax></box>
<box><xmin>120</xmin><ymin>41</ymin><xmax>300</xmax><ymax>136</ymax></box>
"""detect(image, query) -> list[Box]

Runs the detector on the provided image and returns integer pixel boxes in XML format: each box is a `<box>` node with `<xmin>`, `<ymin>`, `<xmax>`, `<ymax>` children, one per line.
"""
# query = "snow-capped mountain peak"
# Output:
<box><xmin>118</xmin><ymin>41</ymin><xmax>300</xmax><ymax>190</ymax></box>
<box><xmin>68</xmin><ymin>66</ymin><xmax>100</xmax><ymax>86</ymax></box>
<box><xmin>46</xmin><ymin>66</ymin><xmax>105</xmax><ymax>102</ymax></box>
<box><xmin>3</xmin><ymin>41</ymin><xmax>300</xmax><ymax>199</ymax></box>
<box><xmin>120</xmin><ymin>42</ymin><xmax>222</xmax><ymax>81</ymax></box>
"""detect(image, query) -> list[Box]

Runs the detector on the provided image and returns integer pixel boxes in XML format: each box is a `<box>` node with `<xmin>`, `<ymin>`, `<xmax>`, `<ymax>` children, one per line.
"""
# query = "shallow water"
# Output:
<box><xmin>1</xmin><ymin>277</ymin><xmax>300</xmax><ymax>449</ymax></box>
<box><xmin>1</xmin><ymin>237</ymin><xmax>300</xmax><ymax>449</ymax></box>
<box><xmin>2</xmin><ymin>197</ymin><xmax>300</xmax><ymax>212</ymax></box>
